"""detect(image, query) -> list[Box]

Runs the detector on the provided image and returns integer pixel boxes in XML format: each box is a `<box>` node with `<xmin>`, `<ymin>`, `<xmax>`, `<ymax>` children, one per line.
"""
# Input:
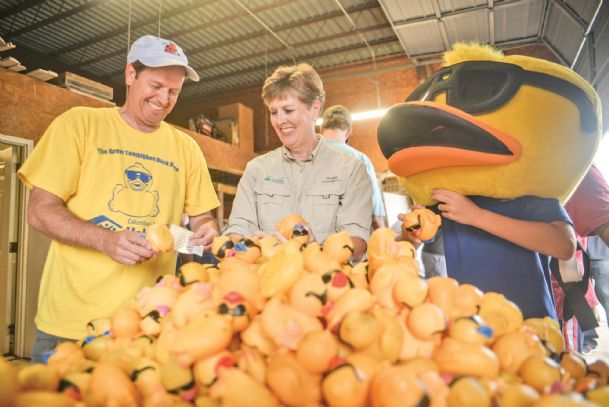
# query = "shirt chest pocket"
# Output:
<box><xmin>306</xmin><ymin>182</ymin><xmax>344</xmax><ymax>234</ymax></box>
<box><xmin>254</xmin><ymin>182</ymin><xmax>291</xmax><ymax>231</ymax></box>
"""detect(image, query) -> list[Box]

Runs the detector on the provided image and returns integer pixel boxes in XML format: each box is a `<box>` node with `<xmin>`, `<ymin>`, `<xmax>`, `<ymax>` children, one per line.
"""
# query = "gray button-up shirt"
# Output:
<box><xmin>223</xmin><ymin>137</ymin><xmax>372</xmax><ymax>243</ymax></box>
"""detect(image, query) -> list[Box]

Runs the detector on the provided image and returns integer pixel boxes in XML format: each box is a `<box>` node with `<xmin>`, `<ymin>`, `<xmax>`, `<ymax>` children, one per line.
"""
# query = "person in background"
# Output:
<box><xmin>588</xmin><ymin>235</ymin><xmax>609</xmax><ymax>325</ymax></box>
<box><xmin>321</xmin><ymin>105</ymin><xmax>386</xmax><ymax>230</ymax></box>
<box><xmin>557</xmin><ymin>164</ymin><xmax>609</xmax><ymax>353</ymax></box>
<box><xmin>223</xmin><ymin>64</ymin><xmax>372</xmax><ymax>261</ymax></box>
<box><xmin>18</xmin><ymin>35</ymin><xmax>220</xmax><ymax>362</ymax></box>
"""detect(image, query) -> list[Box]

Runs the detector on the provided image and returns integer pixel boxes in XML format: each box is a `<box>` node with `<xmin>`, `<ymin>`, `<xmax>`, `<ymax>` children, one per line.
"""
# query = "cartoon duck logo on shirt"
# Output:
<box><xmin>108</xmin><ymin>162</ymin><xmax>160</xmax><ymax>217</ymax></box>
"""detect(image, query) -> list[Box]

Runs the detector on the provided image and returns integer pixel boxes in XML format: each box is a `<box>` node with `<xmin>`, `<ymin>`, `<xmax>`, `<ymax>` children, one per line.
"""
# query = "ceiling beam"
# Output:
<box><xmin>542</xmin><ymin>37</ymin><xmax>569</xmax><ymax>66</ymax></box>
<box><xmin>3</xmin><ymin>0</ymin><xmax>108</xmax><ymax>39</ymax></box>
<box><xmin>203</xmin><ymin>23</ymin><xmax>390</xmax><ymax>75</ymax></box>
<box><xmin>538</xmin><ymin>0</ymin><xmax>550</xmax><ymax>38</ymax></box>
<box><xmin>570</xmin><ymin>0</ymin><xmax>604</xmax><ymax>69</ymax></box>
<box><xmin>70</xmin><ymin>0</ymin><xmax>379</xmax><ymax>69</ymax></box>
<box><xmin>0</xmin><ymin>0</ymin><xmax>46</xmax><ymax>20</ymax></box>
<box><xmin>593</xmin><ymin>53</ymin><xmax>609</xmax><ymax>87</ymax></box>
<box><xmin>431</xmin><ymin>0</ymin><xmax>450</xmax><ymax>50</ymax></box>
<box><xmin>392</xmin><ymin>0</ymin><xmax>528</xmax><ymax>28</ymax></box>
<box><xmin>553</xmin><ymin>0</ymin><xmax>588</xmax><ymax>30</ymax></box>
<box><xmin>406</xmin><ymin>34</ymin><xmax>540</xmax><ymax>60</ymax></box>
<box><xmin>182</xmin><ymin>37</ymin><xmax>397</xmax><ymax>102</ymax></box>
<box><xmin>488</xmin><ymin>0</ymin><xmax>495</xmax><ymax>45</ymax></box>
<box><xmin>100</xmin><ymin>22</ymin><xmax>391</xmax><ymax>81</ymax></box>
<box><xmin>233</xmin><ymin>0</ymin><xmax>292</xmax><ymax>52</ymax></box>
<box><xmin>67</xmin><ymin>0</ymin><xmax>300</xmax><ymax>67</ymax></box>
<box><xmin>377</xmin><ymin>0</ymin><xmax>417</xmax><ymax>64</ymax></box>
<box><xmin>50</xmin><ymin>0</ymin><xmax>221</xmax><ymax>57</ymax></box>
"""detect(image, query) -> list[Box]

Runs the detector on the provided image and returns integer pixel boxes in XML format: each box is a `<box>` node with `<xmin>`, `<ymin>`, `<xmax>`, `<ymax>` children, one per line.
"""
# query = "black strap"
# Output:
<box><xmin>550</xmin><ymin>242</ymin><xmax>598</xmax><ymax>331</ymax></box>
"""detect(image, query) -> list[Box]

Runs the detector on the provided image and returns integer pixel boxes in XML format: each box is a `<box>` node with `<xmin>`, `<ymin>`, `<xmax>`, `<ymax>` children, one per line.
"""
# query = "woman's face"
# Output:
<box><xmin>267</xmin><ymin>92</ymin><xmax>320</xmax><ymax>151</ymax></box>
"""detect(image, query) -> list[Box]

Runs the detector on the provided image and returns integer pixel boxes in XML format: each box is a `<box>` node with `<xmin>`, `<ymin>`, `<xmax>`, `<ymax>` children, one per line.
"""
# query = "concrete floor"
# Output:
<box><xmin>583</xmin><ymin>323</ymin><xmax>609</xmax><ymax>365</ymax></box>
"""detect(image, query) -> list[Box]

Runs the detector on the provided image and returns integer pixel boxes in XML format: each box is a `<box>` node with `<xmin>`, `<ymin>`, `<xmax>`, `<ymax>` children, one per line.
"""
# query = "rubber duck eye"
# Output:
<box><xmin>405</xmin><ymin>224</ymin><xmax>421</xmax><ymax>232</ymax></box>
<box><xmin>218</xmin><ymin>303</ymin><xmax>230</xmax><ymax>314</ymax></box>
<box><xmin>58</xmin><ymin>378</ymin><xmax>78</xmax><ymax>392</ymax></box>
<box><xmin>293</xmin><ymin>229</ymin><xmax>308</xmax><ymax>236</ymax></box>
<box><xmin>145</xmin><ymin>310</ymin><xmax>161</xmax><ymax>322</ymax></box>
<box><xmin>130</xmin><ymin>365</ymin><xmax>155</xmax><ymax>381</ymax></box>
<box><xmin>232</xmin><ymin>304</ymin><xmax>247</xmax><ymax>316</ymax></box>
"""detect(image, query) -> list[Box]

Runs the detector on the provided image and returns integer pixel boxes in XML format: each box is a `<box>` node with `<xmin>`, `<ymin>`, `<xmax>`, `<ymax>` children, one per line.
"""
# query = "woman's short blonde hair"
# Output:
<box><xmin>261</xmin><ymin>63</ymin><xmax>325</xmax><ymax>108</ymax></box>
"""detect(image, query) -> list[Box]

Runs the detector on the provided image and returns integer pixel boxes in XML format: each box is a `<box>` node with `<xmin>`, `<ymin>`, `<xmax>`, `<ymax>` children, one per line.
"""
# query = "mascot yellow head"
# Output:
<box><xmin>378</xmin><ymin>43</ymin><xmax>602</xmax><ymax>205</ymax></box>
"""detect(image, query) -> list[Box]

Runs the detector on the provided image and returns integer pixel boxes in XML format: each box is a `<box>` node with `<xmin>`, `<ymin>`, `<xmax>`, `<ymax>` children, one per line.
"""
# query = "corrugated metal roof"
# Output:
<box><xmin>0</xmin><ymin>0</ymin><xmax>607</xmax><ymax>106</ymax></box>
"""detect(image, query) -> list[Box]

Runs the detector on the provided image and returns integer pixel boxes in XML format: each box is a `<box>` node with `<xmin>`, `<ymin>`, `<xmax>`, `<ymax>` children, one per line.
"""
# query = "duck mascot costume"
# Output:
<box><xmin>377</xmin><ymin>43</ymin><xmax>602</xmax><ymax>320</ymax></box>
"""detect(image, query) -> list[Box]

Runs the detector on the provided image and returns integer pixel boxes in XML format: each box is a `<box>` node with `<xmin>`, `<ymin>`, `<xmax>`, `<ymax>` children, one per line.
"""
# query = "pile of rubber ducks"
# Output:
<box><xmin>1</xmin><ymin>212</ymin><xmax>608</xmax><ymax>406</ymax></box>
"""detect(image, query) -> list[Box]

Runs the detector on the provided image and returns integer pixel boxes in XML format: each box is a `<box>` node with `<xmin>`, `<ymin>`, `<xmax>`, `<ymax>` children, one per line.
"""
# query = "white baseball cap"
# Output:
<box><xmin>127</xmin><ymin>35</ymin><xmax>199</xmax><ymax>82</ymax></box>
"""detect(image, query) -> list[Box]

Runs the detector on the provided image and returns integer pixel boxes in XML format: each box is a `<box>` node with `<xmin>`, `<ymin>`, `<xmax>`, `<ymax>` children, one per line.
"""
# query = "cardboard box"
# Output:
<box><xmin>218</xmin><ymin>103</ymin><xmax>253</xmax><ymax>152</ymax></box>
<box><xmin>215</xmin><ymin>118</ymin><xmax>239</xmax><ymax>146</ymax></box>
<box><xmin>59</xmin><ymin>71</ymin><xmax>113</xmax><ymax>101</ymax></box>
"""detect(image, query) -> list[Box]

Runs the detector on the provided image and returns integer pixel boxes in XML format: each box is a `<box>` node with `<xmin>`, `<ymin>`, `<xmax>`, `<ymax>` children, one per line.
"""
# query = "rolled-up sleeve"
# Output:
<box><xmin>222</xmin><ymin>162</ymin><xmax>259</xmax><ymax>237</ymax></box>
<box><xmin>336</xmin><ymin>161</ymin><xmax>372</xmax><ymax>242</ymax></box>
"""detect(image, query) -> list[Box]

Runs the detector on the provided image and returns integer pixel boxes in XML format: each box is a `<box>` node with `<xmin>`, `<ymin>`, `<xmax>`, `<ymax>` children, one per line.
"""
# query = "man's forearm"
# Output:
<box><xmin>472</xmin><ymin>209</ymin><xmax>575</xmax><ymax>260</ymax></box>
<box><xmin>189</xmin><ymin>212</ymin><xmax>219</xmax><ymax>233</ymax></box>
<box><xmin>28</xmin><ymin>187</ymin><xmax>109</xmax><ymax>252</ymax></box>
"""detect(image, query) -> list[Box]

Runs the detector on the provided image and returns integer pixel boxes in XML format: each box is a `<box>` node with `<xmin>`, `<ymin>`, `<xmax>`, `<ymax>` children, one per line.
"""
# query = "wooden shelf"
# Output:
<box><xmin>214</xmin><ymin>182</ymin><xmax>238</xmax><ymax>230</ymax></box>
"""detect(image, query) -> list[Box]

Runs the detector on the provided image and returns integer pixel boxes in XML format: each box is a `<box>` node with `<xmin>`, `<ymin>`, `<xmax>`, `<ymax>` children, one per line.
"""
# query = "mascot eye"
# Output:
<box><xmin>457</xmin><ymin>71</ymin><xmax>506</xmax><ymax>103</ymax></box>
<box><xmin>322</xmin><ymin>273</ymin><xmax>332</xmax><ymax>284</ymax></box>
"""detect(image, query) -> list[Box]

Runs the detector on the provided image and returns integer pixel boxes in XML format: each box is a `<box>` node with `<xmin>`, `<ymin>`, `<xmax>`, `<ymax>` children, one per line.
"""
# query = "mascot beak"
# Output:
<box><xmin>378</xmin><ymin>101</ymin><xmax>522</xmax><ymax>177</ymax></box>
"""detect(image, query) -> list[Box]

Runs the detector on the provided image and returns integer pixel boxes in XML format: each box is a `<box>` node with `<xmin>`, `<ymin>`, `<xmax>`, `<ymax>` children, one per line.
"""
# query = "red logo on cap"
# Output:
<box><xmin>164</xmin><ymin>43</ymin><xmax>178</xmax><ymax>55</ymax></box>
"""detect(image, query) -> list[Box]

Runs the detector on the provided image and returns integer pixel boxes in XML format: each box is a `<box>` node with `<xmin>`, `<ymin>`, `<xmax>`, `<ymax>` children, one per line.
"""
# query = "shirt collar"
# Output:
<box><xmin>281</xmin><ymin>135</ymin><xmax>323</xmax><ymax>162</ymax></box>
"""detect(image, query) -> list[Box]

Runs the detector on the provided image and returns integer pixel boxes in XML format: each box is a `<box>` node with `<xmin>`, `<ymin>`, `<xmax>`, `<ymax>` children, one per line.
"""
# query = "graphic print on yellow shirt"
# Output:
<box><xmin>109</xmin><ymin>162</ymin><xmax>160</xmax><ymax>218</ymax></box>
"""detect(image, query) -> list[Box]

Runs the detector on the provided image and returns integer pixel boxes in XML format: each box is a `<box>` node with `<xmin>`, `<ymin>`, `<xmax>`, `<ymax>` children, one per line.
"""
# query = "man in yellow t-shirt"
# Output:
<box><xmin>18</xmin><ymin>35</ymin><xmax>220</xmax><ymax>362</ymax></box>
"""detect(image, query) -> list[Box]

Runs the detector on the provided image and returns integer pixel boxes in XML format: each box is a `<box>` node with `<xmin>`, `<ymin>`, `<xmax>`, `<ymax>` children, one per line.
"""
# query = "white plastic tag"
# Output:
<box><xmin>558</xmin><ymin>253</ymin><xmax>583</xmax><ymax>283</ymax></box>
<box><xmin>169</xmin><ymin>224</ymin><xmax>204</xmax><ymax>257</ymax></box>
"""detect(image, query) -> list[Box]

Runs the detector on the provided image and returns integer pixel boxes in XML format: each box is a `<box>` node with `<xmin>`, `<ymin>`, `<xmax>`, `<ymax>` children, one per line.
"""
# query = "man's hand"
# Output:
<box><xmin>188</xmin><ymin>212</ymin><xmax>219</xmax><ymax>251</ymax></box>
<box><xmin>98</xmin><ymin>230</ymin><xmax>154</xmax><ymax>265</ymax></box>
<box><xmin>431</xmin><ymin>189</ymin><xmax>482</xmax><ymax>226</ymax></box>
<box><xmin>189</xmin><ymin>222</ymin><xmax>219</xmax><ymax>251</ymax></box>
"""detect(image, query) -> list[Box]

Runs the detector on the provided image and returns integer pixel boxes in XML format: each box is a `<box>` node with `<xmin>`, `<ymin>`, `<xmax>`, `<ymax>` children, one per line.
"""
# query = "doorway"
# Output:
<box><xmin>0</xmin><ymin>134</ymin><xmax>50</xmax><ymax>358</ymax></box>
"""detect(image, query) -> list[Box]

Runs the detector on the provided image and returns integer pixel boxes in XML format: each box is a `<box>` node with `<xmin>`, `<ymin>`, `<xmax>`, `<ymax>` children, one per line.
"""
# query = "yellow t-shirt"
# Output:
<box><xmin>18</xmin><ymin>107</ymin><xmax>219</xmax><ymax>339</ymax></box>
